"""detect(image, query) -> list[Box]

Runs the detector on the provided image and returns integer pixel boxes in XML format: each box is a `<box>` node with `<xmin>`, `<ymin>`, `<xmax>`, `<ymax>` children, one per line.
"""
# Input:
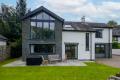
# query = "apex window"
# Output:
<box><xmin>30</xmin><ymin>12</ymin><xmax>55</xmax><ymax>40</ymax></box>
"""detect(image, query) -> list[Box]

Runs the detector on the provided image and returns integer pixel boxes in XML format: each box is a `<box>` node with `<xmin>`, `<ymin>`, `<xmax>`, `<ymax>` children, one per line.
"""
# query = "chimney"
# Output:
<box><xmin>28</xmin><ymin>8</ymin><xmax>31</xmax><ymax>13</ymax></box>
<box><xmin>81</xmin><ymin>16</ymin><xmax>85</xmax><ymax>23</ymax></box>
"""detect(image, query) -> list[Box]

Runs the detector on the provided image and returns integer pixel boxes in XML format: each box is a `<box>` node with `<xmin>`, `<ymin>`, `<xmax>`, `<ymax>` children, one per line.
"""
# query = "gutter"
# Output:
<box><xmin>62</xmin><ymin>30</ymin><xmax>96</xmax><ymax>32</ymax></box>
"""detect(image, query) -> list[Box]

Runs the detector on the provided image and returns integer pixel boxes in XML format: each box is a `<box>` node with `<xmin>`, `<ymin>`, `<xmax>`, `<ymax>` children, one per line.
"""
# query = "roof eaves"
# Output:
<box><xmin>22</xmin><ymin>6</ymin><xmax>64</xmax><ymax>22</ymax></box>
<box><xmin>62</xmin><ymin>29</ymin><xmax>96</xmax><ymax>32</ymax></box>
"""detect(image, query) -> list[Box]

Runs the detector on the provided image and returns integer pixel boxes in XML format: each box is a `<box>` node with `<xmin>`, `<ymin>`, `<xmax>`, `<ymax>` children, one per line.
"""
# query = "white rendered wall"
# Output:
<box><xmin>62</xmin><ymin>31</ymin><xmax>95</xmax><ymax>61</ymax></box>
<box><xmin>94</xmin><ymin>28</ymin><xmax>112</xmax><ymax>43</ymax></box>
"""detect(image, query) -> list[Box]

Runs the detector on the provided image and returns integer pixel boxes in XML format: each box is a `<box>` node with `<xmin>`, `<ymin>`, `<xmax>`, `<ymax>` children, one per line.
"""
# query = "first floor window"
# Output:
<box><xmin>30</xmin><ymin>12</ymin><xmax>55</xmax><ymax>40</ymax></box>
<box><xmin>30</xmin><ymin>44</ymin><xmax>55</xmax><ymax>54</ymax></box>
<box><xmin>95</xmin><ymin>29</ymin><xmax>103</xmax><ymax>38</ymax></box>
<box><xmin>95</xmin><ymin>44</ymin><xmax>105</xmax><ymax>54</ymax></box>
<box><xmin>31</xmin><ymin>21</ymin><xmax>55</xmax><ymax>40</ymax></box>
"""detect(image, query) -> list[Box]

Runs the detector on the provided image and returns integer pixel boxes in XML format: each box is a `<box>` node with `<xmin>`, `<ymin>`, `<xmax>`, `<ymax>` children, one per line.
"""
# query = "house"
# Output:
<box><xmin>0</xmin><ymin>13</ymin><xmax>3</xmax><ymax>19</ymax></box>
<box><xmin>22</xmin><ymin>6</ymin><xmax>113</xmax><ymax>61</ymax></box>
<box><xmin>113</xmin><ymin>26</ymin><xmax>120</xmax><ymax>43</ymax></box>
<box><xmin>0</xmin><ymin>35</ymin><xmax>7</xmax><ymax>61</ymax></box>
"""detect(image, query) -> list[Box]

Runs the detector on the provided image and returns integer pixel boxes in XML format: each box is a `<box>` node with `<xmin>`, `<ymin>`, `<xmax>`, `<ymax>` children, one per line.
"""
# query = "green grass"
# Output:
<box><xmin>0</xmin><ymin>58</ymin><xmax>17</xmax><ymax>66</ymax></box>
<box><xmin>0</xmin><ymin>60</ymin><xmax>120</xmax><ymax>80</ymax></box>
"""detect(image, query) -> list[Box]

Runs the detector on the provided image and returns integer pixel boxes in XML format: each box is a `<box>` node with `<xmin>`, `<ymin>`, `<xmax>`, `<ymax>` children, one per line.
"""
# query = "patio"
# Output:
<box><xmin>2</xmin><ymin>59</ymin><xmax>87</xmax><ymax>67</ymax></box>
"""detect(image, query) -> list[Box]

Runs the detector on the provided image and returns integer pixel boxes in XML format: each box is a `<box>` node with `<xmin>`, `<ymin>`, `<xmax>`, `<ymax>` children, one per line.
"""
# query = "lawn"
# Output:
<box><xmin>0</xmin><ymin>59</ymin><xmax>120</xmax><ymax>80</ymax></box>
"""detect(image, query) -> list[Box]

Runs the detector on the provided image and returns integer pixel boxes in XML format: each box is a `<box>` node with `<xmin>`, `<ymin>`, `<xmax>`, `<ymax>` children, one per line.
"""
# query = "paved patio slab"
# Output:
<box><xmin>45</xmin><ymin>60</ymin><xmax>87</xmax><ymax>66</ymax></box>
<box><xmin>2</xmin><ymin>60</ymin><xmax>87</xmax><ymax>67</ymax></box>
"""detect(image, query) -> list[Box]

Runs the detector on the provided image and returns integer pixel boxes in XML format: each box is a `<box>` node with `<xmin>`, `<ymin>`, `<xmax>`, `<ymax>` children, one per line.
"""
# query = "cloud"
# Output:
<box><xmin>34</xmin><ymin>0</ymin><xmax>120</xmax><ymax>23</ymax></box>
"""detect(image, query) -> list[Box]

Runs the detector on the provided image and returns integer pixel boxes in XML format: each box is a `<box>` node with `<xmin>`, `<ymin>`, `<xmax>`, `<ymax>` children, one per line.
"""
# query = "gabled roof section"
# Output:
<box><xmin>0</xmin><ymin>35</ymin><xmax>7</xmax><ymax>41</ymax></box>
<box><xmin>85</xmin><ymin>22</ymin><xmax>113</xmax><ymax>28</ymax></box>
<box><xmin>63</xmin><ymin>21</ymin><xmax>96</xmax><ymax>32</ymax></box>
<box><xmin>63</xmin><ymin>21</ymin><xmax>113</xmax><ymax>32</ymax></box>
<box><xmin>22</xmin><ymin>6</ymin><xmax>64</xmax><ymax>22</ymax></box>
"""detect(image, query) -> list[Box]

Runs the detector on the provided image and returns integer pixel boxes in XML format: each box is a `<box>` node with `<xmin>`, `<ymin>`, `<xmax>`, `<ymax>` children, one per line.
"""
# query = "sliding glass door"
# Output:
<box><xmin>65</xmin><ymin>44</ymin><xmax>78</xmax><ymax>59</ymax></box>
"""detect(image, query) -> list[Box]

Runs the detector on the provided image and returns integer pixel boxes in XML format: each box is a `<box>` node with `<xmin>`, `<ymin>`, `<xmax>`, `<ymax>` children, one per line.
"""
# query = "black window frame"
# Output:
<box><xmin>95</xmin><ymin>44</ymin><xmax>105</xmax><ymax>54</ymax></box>
<box><xmin>86</xmin><ymin>33</ymin><xmax>89</xmax><ymax>51</ymax></box>
<box><xmin>95</xmin><ymin>29</ymin><xmax>103</xmax><ymax>38</ymax></box>
<box><xmin>65</xmin><ymin>43</ymin><xmax>78</xmax><ymax>59</ymax></box>
<box><xmin>30</xmin><ymin>12</ymin><xmax>55</xmax><ymax>40</ymax></box>
<box><xmin>30</xmin><ymin>44</ymin><xmax>56</xmax><ymax>54</ymax></box>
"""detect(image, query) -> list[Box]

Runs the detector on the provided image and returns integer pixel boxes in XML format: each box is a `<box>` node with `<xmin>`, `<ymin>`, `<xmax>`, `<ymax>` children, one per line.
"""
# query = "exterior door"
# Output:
<box><xmin>65</xmin><ymin>44</ymin><xmax>78</xmax><ymax>59</ymax></box>
<box><xmin>95</xmin><ymin>44</ymin><xmax>106</xmax><ymax>58</ymax></box>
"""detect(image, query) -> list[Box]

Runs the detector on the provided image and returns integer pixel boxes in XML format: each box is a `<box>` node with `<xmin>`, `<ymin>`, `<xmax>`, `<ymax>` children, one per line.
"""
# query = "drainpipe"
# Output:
<box><xmin>90</xmin><ymin>32</ymin><xmax>93</xmax><ymax>61</ymax></box>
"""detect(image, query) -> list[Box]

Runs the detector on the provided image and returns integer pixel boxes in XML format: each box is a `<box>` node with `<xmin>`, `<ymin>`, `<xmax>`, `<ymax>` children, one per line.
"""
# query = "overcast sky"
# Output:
<box><xmin>0</xmin><ymin>0</ymin><xmax>120</xmax><ymax>24</ymax></box>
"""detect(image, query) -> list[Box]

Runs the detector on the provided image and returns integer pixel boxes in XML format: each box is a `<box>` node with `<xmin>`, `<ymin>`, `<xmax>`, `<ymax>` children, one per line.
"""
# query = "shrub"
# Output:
<box><xmin>10</xmin><ymin>39</ymin><xmax>22</xmax><ymax>58</ymax></box>
<box><xmin>112</xmin><ymin>42</ymin><xmax>120</xmax><ymax>49</ymax></box>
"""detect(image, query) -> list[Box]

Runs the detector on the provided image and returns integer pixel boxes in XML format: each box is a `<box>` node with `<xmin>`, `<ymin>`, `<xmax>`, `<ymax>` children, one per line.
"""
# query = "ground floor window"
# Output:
<box><xmin>95</xmin><ymin>44</ymin><xmax>105</xmax><ymax>54</ymax></box>
<box><xmin>65</xmin><ymin>43</ymin><xmax>78</xmax><ymax>59</ymax></box>
<box><xmin>30</xmin><ymin>44</ymin><xmax>55</xmax><ymax>54</ymax></box>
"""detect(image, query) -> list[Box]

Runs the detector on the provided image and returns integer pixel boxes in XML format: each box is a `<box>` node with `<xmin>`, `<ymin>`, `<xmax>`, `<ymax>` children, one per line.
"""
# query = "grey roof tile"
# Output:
<box><xmin>63</xmin><ymin>21</ymin><xmax>111</xmax><ymax>32</ymax></box>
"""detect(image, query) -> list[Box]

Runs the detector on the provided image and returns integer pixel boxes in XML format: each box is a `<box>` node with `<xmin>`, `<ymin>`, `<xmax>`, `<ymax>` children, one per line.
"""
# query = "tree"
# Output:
<box><xmin>1</xmin><ymin>4</ymin><xmax>16</xmax><ymax>21</ymax></box>
<box><xmin>16</xmin><ymin>0</ymin><xmax>27</xmax><ymax>22</ymax></box>
<box><xmin>0</xmin><ymin>1</ymin><xmax>27</xmax><ymax>58</ymax></box>
<box><xmin>0</xmin><ymin>4</ymin><xmax>21</xmax><ymax>42</ymax></box>
<box><xmin>0</xmin><ymin>19</ymin><xmax>11</xmax><ymax>37</ymax></box>
<box><xmin>107</xmin><ymin>20</ymin><xmax>118</xmax><ymax>27</ymax></box>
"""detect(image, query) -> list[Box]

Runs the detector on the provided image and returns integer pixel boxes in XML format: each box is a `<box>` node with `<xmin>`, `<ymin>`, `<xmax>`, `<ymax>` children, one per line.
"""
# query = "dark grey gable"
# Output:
<box><xmin>22</xmin><ymin>6</ymin><xmax>64</xmax><ymax>22</ymax></box>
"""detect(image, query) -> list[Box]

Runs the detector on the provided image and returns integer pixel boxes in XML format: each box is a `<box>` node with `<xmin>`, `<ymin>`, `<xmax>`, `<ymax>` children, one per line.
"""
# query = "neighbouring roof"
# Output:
<box><xmin>0</xmin><ymin>35</ymin><xmax>7</xmax><ymax>41</ymax></box>
<box><xmin>63</xmin><ymin>21</ymin><xmax>112</xmax><ymax>32</ymax></box>
<box><xmin>113</xmin><ymin>26</ymin><xmax>120</xmax><ymax>37</ymax></box>
<box><xmin>63</xmin><ymin>21</ymin><xmax>95</xmax><ymax>32</ymax></box>
<box><xmin>0</xmin><ymin>13</ymin><xmax>2</xmax><ymax>16</ymax></box>
<box><xmin>22</xmin><ymin>6</ymin><xmax>64</xmax><ymax>22</ymax></box>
